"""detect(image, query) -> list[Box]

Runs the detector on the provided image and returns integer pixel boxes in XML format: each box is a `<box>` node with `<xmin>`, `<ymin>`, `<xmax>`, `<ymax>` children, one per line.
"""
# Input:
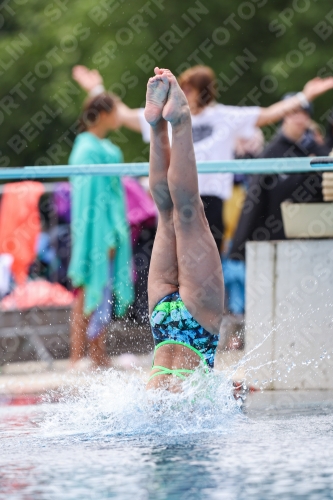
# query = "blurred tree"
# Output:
<box><xmin>0</xmin><ymin>0</ymin><xmax>333</xmax><ymax>167</ymax></box>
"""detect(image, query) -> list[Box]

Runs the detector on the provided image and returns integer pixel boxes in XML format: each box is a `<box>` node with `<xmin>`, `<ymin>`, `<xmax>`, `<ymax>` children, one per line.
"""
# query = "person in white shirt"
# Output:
<box><xmin>72</xmin><ymin>64</ymin><xmax>333</xmax><ymax>250</ymax></box>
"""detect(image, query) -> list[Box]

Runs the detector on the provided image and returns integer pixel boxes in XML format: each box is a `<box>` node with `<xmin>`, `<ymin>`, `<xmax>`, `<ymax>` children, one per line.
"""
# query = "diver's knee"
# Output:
<box><xmin>173</xmin><ymin>198</ymin><xmax>205</xmax><ymax>227</ymax></box>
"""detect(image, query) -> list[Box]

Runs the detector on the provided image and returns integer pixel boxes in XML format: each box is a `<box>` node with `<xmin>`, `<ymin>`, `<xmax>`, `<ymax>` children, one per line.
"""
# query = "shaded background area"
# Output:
<box><xmin>1</xmin><ymin>0</ymin><xmax>333</xmax><ymax>167</ymax></box>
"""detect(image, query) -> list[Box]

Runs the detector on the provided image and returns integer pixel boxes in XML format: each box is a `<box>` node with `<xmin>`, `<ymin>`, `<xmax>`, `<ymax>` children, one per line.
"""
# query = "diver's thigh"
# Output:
<box><xmin>174</xmin><ymin>207</ymin><xmax>224</xmax><ymax>333</ymax></box>
<box><xmin>148</xmin><ymin>213</ymin><xmax>178</xmax><ymax>315</ymax></box>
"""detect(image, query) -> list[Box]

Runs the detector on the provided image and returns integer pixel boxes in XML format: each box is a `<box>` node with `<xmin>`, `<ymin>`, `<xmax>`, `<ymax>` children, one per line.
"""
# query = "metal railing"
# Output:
<box><xmin>0</xmin><ymin>157</ymin><xmax>332</xmax><ymax>179</ymax></box>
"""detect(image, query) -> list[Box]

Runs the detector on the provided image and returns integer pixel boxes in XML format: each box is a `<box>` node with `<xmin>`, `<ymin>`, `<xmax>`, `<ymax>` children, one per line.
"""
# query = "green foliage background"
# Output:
<box><xmin>1</xmin><ymin>0</ymin><xmax>333</xmax><ymax>167</ymax></box>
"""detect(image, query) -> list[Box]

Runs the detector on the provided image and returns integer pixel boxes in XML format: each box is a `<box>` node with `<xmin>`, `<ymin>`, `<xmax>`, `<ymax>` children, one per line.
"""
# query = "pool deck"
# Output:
<box><xmin>0</xmin><ymin>351</ymin><xmax>245</xmax><ymax>399</ymax></box>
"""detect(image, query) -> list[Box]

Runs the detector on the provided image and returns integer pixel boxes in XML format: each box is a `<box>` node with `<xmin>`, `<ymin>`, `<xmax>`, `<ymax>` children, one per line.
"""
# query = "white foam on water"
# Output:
<box><xmin>40</xmin><ymin>367</ymin><xmax>244</xmax><ymax>440</ymax></box>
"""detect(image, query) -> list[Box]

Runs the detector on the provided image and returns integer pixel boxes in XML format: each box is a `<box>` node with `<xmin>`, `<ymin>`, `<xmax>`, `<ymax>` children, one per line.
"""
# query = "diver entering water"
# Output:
<box><xmin>145</xmin><ymin>68</ymin><xmax>226</xmax><ymax>390</ymax></box>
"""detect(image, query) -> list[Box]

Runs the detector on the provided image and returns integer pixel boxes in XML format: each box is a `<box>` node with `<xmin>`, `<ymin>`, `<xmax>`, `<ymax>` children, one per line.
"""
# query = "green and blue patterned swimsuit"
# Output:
<box><xmin>149</xmin><ymin>292</ymin><xmax>219</xmax><ymax>381</ymax></box>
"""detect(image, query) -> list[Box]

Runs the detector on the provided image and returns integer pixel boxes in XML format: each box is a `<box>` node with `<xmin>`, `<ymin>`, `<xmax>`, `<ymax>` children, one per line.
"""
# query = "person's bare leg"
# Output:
<box><xmin>145</xmin><ymin>71</ymin><xmax>178</xmax><ymax>312</ymax></box>
<box><xmin>89</xmin><ymin>329</ymin><xmax>110</xmax><ymax>368</ymax></box>
<box><xmin>163</xmin><ymin>69</ymin><xmax>225</xmax><ymax>339</ymax></box>
<box><xmin>69</xmin><ymin>288</ymin><xmax>88</xmax><ymax>365</ymax></box>
<box><xmin>145</xmin><ymin>71</ymin><xmax>203</xmax><ymax>390</ymax></box>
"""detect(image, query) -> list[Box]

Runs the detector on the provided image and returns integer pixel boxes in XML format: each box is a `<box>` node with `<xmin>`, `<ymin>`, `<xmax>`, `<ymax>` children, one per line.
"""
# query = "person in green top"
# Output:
<box><xmin>68</xmin><ymin>92</ymin><xmax>134</xmax><ymax>368</ymax></box>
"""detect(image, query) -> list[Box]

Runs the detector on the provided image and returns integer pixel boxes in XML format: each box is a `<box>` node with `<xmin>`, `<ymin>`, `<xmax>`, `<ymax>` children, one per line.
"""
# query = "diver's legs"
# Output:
<box><xmin>145</xmin><ymin>72</ymin><xmax>206</xmax><ymax>390</ymax></box>
<box><xmin>163</xmin><ymin>69</ymin><xmax>225</xmax><ymax>337</ymax></box>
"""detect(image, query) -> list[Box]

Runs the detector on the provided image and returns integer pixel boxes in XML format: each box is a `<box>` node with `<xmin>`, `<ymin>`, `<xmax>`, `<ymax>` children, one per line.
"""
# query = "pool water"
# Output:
<box><xmin>1</xmin><ymin>370</ymin><xmax>333</xmax><ymax>500</ymax></box>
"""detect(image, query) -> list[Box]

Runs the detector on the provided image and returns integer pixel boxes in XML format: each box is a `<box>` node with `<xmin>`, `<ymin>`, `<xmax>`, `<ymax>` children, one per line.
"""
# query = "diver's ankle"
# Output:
<box><xmin>170</xmin><ymin>106</ymin><xmax>191</xmax><ymax>129</ymax></box>
<box><xmin>150</xmin><ymin>117</ymin><xmax>167</xmax><ymax>130</ymax></box>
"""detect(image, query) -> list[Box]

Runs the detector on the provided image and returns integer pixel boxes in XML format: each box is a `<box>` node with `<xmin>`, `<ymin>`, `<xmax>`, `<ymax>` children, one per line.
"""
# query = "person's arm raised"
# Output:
<box><xmin>256</xmin><ymin>76</ymin><xmax>333</xmax><ymax>127</ymax></box>
<box><xmin>116</xmin><ymin>101</ymin><xmax>143</xmax><ymax>133</ymax></box>
<box><xmin>72</xmin><ymin>65</ymin><xmax>105</xmax><ymax>95</ymax></box>
<box><xmin>72</xmin><ymin>65</ymin><xmax>143</xmax><ymax>132</ymax></box>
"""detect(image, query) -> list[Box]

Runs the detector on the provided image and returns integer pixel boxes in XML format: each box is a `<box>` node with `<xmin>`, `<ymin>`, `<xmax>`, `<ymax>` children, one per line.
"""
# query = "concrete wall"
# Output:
<box><xmin>0</xmin><ymin>307</ymin><xmax>153</xmax><ymax>365</ymax></box>
<box><xmin>245</xmin><ymin>240</ymin><xmax>333</xmax><ymax>390</ymax></box>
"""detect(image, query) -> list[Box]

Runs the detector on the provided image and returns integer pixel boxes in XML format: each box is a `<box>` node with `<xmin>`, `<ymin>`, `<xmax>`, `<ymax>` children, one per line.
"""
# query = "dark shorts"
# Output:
<box><xmin>201</xmin><ymin>195</ymin><xmax>223</xmax><ymax>251</ymax></box>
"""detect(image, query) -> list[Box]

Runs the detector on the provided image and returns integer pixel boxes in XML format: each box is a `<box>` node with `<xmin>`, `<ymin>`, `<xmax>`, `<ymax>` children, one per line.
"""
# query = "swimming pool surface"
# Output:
<box><xmin>1</xmin><ymin>371</ymin><xmax>333</xmax><ymax>500</ymax></box>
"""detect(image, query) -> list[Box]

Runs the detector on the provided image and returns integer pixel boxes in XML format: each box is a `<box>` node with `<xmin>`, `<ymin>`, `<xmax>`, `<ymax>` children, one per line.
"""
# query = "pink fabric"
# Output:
<box><xmin>0</xmin><ymin>181</ymin><xmax>45</xmax><ymax>284</ymax></box>
<box><xmin>123</xmin><ymin>177</ymin><xmax>157</xmax><ymax>242</ymax></box>
<box><xmin>0</xmin><ymin>280</ymin><xmax>74</xmax><ymax>310</ymax></box>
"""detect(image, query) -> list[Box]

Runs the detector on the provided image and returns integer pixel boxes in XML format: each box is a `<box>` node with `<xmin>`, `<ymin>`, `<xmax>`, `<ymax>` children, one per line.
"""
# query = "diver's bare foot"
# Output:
<box><xmin>144</xmin><ymin>68</ymin><xmax>169</xmax><ymax>126</ymax></box>
<box><xmin>161</xmin><ymin>70</ymin><xmax>190</xmax><ymax>126</ymax></box>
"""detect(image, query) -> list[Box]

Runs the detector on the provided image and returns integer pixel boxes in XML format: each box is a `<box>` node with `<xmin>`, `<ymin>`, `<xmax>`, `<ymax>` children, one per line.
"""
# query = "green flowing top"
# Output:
<box><xmin>68</xmin><ymin>132</ymin><xmax>134</xmax><ymax>316</ymax></box>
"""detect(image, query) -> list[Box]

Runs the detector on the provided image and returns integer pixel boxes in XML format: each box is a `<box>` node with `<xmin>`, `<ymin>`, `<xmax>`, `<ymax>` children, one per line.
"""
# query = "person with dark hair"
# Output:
<box><xmin>77</xmin><ymin>92</ymin><xmax>115</xmax><ymax>132</ymax></box>
<box><xmin>325</xmin><ymin>109</ymin><xmax>333</xmax><ymax>152</ymax></box>
<box><xmin>143</xmin><ymin>67</ymin><xmax>225</xmax><ymax>390</ymax></box>
<box><xmin>230</xmin><ymin>97</ymin><xmax>330</xmax><ymax>261</ymax></box>
<box><xmin>68</xmin><ymin>91</ymin><xmax>134</xmax><ymax>369</ymax></box>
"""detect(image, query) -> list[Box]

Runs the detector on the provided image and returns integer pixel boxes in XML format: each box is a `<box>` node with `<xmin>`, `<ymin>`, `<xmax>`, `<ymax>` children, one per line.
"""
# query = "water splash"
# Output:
<box><xmin>40</xmin><ymin>368</ymin><xmax>243</xmax><ymax>440</ymax></box>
